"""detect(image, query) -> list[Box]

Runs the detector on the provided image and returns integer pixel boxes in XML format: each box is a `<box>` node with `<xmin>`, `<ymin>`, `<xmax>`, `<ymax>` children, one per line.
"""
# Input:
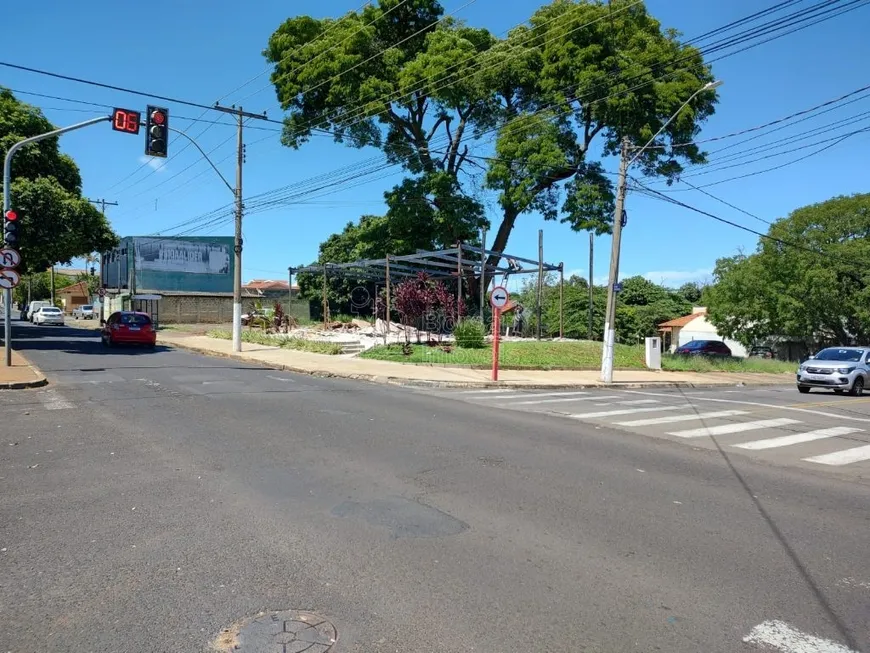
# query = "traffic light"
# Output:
<box><xmin>145</xmin><ymin>105</ymin><xmax>169</xmax><ymax>157</ymax></box>
<box><xmin>3</xmin><ymin>209</ymin><xmax>19</xmax><ymax>247</ymax></box>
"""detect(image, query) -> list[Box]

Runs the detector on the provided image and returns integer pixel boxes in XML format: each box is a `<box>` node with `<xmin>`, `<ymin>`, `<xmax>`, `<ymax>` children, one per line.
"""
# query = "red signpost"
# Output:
<box><xmin>490</xmin><ymin>285</ymin><xmax>509</xmax><ymax>381</ymax></box>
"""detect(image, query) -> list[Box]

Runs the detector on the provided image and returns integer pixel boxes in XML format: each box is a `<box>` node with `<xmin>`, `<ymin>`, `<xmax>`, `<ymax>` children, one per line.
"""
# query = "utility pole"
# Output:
<box><xmin>87</xmin><ymin>199</ymin><xmax>117</xmax><ymax>324</ymax></box>
<box><xmin>588</xmin><ymin>232</ymin><xmax>594</xmax><ymax>340</ymax></box>
<box><xmin>50</xmin><ymin>266</ymin><xmax>55</xmax><ymax>305</ymax></box>
<box><xmin>600</xmin><ymin>137</ymin><xmax>630</xmax><ymax>384</ymax></box>
<box><xmin>213</xmin><ymin>104</ymin><xmax>268</xmax><ymax>353</ymax></box>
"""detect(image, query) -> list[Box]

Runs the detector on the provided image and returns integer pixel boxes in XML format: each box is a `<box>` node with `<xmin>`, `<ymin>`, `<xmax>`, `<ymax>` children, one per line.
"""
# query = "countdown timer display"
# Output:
<box><xmin>111</xmin><ymin>108</ymin><xmax>141</xmax><ymax>134</ymax></box>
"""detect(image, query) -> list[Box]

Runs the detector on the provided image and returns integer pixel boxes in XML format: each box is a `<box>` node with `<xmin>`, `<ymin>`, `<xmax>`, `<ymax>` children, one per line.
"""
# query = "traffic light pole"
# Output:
<box><xmin>3</xmin><ymin>115</ymin><xmax>111</xmax><ymax>366</ymax></box>
<box><xmin>213</xmin><ymin>104</ymin><xmax>268</xmax><ymax>353</ymax></box>
<box><xmin>87</xmin><ymin>199</ymin><xmax>118</xmax><ymax>325</ymax></box>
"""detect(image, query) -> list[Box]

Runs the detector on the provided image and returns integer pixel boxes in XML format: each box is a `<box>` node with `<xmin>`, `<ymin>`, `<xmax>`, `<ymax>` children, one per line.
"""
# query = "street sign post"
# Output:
<box><xmin>490</xmin><ymin>285</ymin><xmax>510</xmax><ymax>381</ymax></box>
<box><xmin>0</xmin><ymin>269</ymin><xmax>21</xmax><ymax>289</ymax></box>
<box><xmin>0</xmin><ymin>247</ymin><xmax>21</xmax><ymax>268</ymax></box>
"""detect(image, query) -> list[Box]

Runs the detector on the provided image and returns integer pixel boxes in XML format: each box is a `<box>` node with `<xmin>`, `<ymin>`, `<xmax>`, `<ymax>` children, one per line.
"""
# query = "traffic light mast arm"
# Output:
<box><xmin>3</xmin><ymin>114</ymin><xmax>111</xmax><ymax>367</ymax></box>
<box><xmin>3</xmin><ymin>115</ymin><xmax>112</xmax><ymax>223</ymax></box>
<box><xmin>163</xmin><ymin>125</ymin><xmax>234</xmax><ymax>194</ymax></box>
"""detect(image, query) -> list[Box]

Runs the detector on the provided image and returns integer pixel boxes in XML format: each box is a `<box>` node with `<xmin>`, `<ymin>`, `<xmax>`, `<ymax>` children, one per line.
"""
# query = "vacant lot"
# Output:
<box><xmin>360</xmin><ymin>340</ymin><xmax>795</xmax><ymax>373</ymax></box>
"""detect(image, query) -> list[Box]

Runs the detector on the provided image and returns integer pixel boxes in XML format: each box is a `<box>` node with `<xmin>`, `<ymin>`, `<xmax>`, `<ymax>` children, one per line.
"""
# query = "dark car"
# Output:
<box><xmin>101</xmin><ymin>311</ymin><xmax>156</xmax><ymax>349</ymax></box>
<box><xmin>749</xmin><ymin>346</ymin><xmax>775</xmax><ymax>359</ymax></box>
<box><xmin>674</xmin><ymin>339</ymin><xmax>733</xmax><ymax>357</ymax></box>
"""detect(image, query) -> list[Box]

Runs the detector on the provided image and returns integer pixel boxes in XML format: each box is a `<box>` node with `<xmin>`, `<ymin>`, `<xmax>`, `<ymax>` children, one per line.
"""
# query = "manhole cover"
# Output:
<box><xmin>217</xmin><ymin>611</ymin><xmax>337</xmax><ymax>653</ymax></box>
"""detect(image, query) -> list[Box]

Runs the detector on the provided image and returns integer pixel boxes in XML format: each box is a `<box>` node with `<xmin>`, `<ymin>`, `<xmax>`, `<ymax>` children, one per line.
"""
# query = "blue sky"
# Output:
<box><xmin>3</xmin><ymin>0</ymin><xmax>869</xmax><ymax>298</ymax></box>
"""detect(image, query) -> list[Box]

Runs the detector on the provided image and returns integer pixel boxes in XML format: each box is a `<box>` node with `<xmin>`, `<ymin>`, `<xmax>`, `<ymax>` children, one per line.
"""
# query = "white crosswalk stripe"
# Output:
<box><xmin>616</xmin><ymin>410</ymin><xmax>750</xmax><ymax>427</ymax></box>
<box><xmin>510</xmin><ymin>395</ymin><xmax>618</xmax><ymax>405</ymax></box>
<box><xmin>472</xmin><ymin>391</ymin><xmax>590</xmax><ymax>400</ymax></box>
<box><xmin>449</xmin><ymin>390</ymin><xmax>870</xmax><ymax>468</ymax></box>
<box><xmin>667</xmin><ymin>418</ymin><xmax>801</xmax><ymax>438</ymax></box>
<box><xmin>802</xmin><ymin>444</ymin><xmax>870</xmax><ymax>466</ymax></box>
<box><xmin>735</xmin><ymin>426</ymin><xmax>863</xmax><ymax>450</ymax></box>
<box><xmin>565</xmin><ymin>405</ymin><xmax>684</xmax><ymax>419</ymax></box>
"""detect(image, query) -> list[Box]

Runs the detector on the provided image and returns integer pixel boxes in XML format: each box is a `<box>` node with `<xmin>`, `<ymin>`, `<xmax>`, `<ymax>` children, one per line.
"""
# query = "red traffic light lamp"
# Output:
<box><xmin>150</xmin><ymin>109</ymin><xmax>166</xmax><ymax>125</ymax></box>
<box><xmin>4</xmin><ymin>210</ymin><xmax>17</xmax><ymax>221</ymax></box>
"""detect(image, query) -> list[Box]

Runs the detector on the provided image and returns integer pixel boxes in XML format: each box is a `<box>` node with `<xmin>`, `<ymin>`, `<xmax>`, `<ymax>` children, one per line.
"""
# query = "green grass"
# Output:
<box><xmin>206</xmin><ymin>328</ymin><xmax>344</xmax><ymax>355</ymax></box>
<box><xmin>360</xmin><ymin>340</ymin><xmax>794</xmax><ymax>373</ymax></box>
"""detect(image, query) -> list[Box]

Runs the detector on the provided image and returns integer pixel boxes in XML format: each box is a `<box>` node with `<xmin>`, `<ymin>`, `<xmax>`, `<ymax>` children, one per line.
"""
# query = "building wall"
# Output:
<box><xmin>102</xmin><ymin>236</ymin><xmax>234</xmax><ymax>294</ymax></box>
<box><xmin>677</xmin><ymin>315</ymin><xmax>748</xmax><ymax>357</ymax></box>
<box><xmin>132</xmin><ymin>236</ymin><xmax>233</xmax><ymax>293</ymax></box>
<box><xmin>159</xmin><ymin>294</ymin><xmax>234</xmax><ymax>324</ymax></box>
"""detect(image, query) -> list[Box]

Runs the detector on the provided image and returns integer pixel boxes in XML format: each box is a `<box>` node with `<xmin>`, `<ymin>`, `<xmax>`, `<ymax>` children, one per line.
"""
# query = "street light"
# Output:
<box><xmin>600</xmin><ymin>79</ymin><xmax>723</xmax><ymax>384</ymax></box>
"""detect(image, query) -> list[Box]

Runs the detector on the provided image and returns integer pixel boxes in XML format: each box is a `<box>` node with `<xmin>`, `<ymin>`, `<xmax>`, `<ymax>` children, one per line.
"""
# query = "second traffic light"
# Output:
<box><xmin>3</xmin><ymin>210</ymin><xmax>19</xmax><ymax>247</ymax></box>
<box><xmin>145</xmin><ymin>105</ymin><xmax>169</xmax><ymax>157</ymax></box>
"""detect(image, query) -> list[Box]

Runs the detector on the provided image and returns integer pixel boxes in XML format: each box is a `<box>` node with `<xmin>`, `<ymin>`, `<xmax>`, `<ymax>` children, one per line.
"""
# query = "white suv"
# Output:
<box><xmin>73</xmin><ymin>304</ymin><xmax>95</xmax><ymax>320</ymax></box>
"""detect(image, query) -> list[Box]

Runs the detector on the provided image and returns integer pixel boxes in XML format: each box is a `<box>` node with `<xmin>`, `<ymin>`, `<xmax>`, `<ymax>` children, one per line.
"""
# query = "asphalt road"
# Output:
<box><xmin>2</xmin><ymin>319</ymin><xmax>869</xmax><ymax>653</ymax></box>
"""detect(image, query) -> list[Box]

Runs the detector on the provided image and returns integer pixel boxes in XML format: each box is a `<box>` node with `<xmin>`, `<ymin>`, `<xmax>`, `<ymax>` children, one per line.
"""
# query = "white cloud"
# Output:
<box><xmin>138</xmin><ymin>156</ymin><xmax>167</xmax><ymax>173</ymax></box>
<box><xmin>641</xmin><ymin>268</ymin><xmax>713</xmax><ymax>286</ymax></box>
<box><xmin>565</xmin><ymin>270</ymin><xmax>611</xmax><ymax>285</ymax></box>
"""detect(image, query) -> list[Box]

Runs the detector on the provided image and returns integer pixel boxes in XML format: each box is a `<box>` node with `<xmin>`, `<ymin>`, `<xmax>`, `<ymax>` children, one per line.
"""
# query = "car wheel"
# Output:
<box><xmin>849</xmin><ymin>377</ymin><xmax>865</xmax><ymax>397</ymax></box>
<box><xmin>798</xmin><ymin>386</ymin><xmax>810</xmax><ymax>394</ymax></box>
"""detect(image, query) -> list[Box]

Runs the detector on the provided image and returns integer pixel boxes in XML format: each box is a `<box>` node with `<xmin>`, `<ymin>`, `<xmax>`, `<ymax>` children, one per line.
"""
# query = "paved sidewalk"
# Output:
<box><xmin>0</xmin><ymin>349</ymin><xmax>47</xmax><ymax>389</ymax></box>
<box><xmin>157</xmin><ymin>331</ymin><xmax>792</xmax><ymax>389</ymax></box>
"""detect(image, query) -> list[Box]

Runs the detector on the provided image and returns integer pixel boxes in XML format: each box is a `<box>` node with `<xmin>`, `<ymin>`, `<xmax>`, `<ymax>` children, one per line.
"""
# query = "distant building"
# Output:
<box><xmin>57</xmin><ymin>280</ymin><xmax>90</xmax><ymax>314</ymax></box>
<box><xmin>242</xmin><ymin>279</ymin><xmax>309</xmax><ymax>321</ymax></box>
<box><xmin>658</xmin><ymin>307</ymin><xmax>748</xmax><ymax>357</ymax></box>
<box><xmin>101</xmin><ymin>236</ymin><xmax>234</xmax><ymax>324</ymax></box>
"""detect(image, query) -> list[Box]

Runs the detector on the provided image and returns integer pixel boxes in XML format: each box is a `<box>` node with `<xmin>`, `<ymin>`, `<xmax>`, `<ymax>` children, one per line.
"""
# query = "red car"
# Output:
<box><xmin>101</xmin><ymin>311</ymin><xmax>157</xmax><ymax>348</ymax></box>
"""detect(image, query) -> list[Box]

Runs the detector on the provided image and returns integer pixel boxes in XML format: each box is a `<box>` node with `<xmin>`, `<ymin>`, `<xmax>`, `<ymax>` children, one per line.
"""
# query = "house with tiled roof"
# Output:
<box><xmin>658</xmin><ymin>307</ymin><xmax>748</xmax><ymax>357</ymax></box>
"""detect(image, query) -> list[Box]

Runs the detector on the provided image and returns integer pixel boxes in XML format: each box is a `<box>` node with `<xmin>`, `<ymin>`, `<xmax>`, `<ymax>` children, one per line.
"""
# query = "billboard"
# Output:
<box><xmin>132</xmin><ymin>236</ymin><xmax>234</xmax><ymax>293</ymax></box>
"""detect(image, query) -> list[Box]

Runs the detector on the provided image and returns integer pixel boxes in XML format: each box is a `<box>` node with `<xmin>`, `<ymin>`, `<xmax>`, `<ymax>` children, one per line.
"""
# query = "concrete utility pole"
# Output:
<box><xmin>600</xmin><ymin>138</ymin><xmax>629</xmax><ymax>382</ymax></box>
<box><xmin>87</xmin><ymin>198</ymin><xmax>118</xmax><ymax>324</ymax></box>
<box><xmin>600</xmin><ymin>79</ymin><xmax>723</xmax><ymax>383</ymax></box>
<box><xmin>213</xmin><ymin>104</ymin><xmax>268</xmax><ymax>353</ymax></box>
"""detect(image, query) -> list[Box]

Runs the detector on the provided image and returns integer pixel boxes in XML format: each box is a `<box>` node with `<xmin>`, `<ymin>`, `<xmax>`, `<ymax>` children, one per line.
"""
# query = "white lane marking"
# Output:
<box><xmin>267</xmin><ymin>375</ymin><xmax>295</xmax><ymax>383</ymax></box>
<box><xmin>474</xmin><ymin>391</ymin><xmax>590</xmax><ymax>400</ymax></box>
<box><xmin>42</xmin><ymin>389</ymin><xmax>73</xmax><ymax>410</ymax></box>
<box><xmin>735</xmin><ymin>426</ymin><xmax>863</xmax><ymax>450</ymax></box>
<box><xmin>510</xmin><ymin>395</ymin><xmax>620</xmax><ymax>405</ymax></box>
<box><xmin>668</xmin><ymin>418</ymin><xmax>801</xmax><ymax>438</ymax></box>
<box><xmin>616</xmin><ymin>410</ymin><xmax>749</xmax><ymax>426</ymax></box>
<box><xmin>459</xmin><ymin>389</ymin><xmax>518</xmax><ymax>394</ymax></box>
<box><xmin>565</xmin><ymin>405</ymin><xmax>684</xmax><ymax>419</ymax></box>
<box><xmin>743</xmin><ymin>619</ymin><xmax>858</xmax><ymax>652</ymax></box>
<box><xmin>623</xmin><ymin>390</ymin><xmax>870</xmax><ymax>423</ymax></box>
<box><xmin>803</xmin><ymin>444</ymin><xmax>870</xmax><ymax>466</ymax></box>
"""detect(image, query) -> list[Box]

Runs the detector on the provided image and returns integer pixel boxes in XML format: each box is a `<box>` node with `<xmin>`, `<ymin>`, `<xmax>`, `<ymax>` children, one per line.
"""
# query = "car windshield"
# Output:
<box><xmin>814</xmin><ymin>348</ymin><xmax>865</xmax><ymax>362</ymax></box>
<box><xmin>81</xmin><ymin>305</ymin><xmax>93</xmax><ymax>310</ymax></box>
<box><xmin>42</xmin><ymin>308</ymin><xmax>61</xmax><ymax>314</ymax></box>
<box><xmin>120</xmin><ymin>314</ymin><xmax>150</xmax><ymax>325</ymax></box>
<box><xmin>680</xmin><ymin>341</ymin><xmax>706</xmax><ymax>349</ymax></box>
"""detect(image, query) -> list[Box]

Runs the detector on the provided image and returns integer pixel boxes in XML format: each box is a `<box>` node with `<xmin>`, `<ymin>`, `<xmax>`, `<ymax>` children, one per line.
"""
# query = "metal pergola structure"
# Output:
<box><xmin>289</xmin><ymin>237</ymin><xmax>566</xmax><ymax>339</ymax></box>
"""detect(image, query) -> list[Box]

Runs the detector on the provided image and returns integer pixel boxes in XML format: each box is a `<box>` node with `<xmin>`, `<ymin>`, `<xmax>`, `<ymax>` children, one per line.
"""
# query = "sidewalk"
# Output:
<box><xmin>0</xmin><ymin>349</ymin><xmax>47</xmax><ymax>389</ymax></box>
<box><xmin>158</xmin><ymin>331</ymin><xmax>792</xmax><ymax>389</ymax></box>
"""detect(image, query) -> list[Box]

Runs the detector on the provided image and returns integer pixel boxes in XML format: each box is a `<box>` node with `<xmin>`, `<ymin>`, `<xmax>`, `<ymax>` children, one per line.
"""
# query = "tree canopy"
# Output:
<box><xmin>705</xmin><ymin>193</ymin><xmax>870</xmax><ymax>347</ymax></box>
<box><xmin>0</xmin><ymin>88</ymin><xmax>118</xmax><ymax>273</ymax></box>
<box><xmin>265</xmin><ymin>0</ymin><xmax>718</xmax><ymax>300</ymax></box>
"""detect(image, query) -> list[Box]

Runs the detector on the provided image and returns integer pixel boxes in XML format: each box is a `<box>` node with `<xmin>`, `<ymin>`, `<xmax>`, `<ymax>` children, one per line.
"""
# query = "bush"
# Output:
<box><xmin>453</xmin><ymin>318</ymin><xmax>486</xmax><ymax>349</ymax></box>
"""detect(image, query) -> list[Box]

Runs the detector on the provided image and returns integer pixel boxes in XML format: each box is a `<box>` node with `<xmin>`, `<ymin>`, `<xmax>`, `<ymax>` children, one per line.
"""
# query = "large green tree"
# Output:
<box><xmin>0</xmin><ymin>88</ymin><xmax>118</xmax><ymax>273</ymax></box>
<box><xmin>265</xmin><ymin>0</ymin><xmax>717</xmax><ymax>288</ymax></box>
<box><xmin>705</xmin><ymin>193</ymin><xmax>870</xmax><ymax>347</ymax></box>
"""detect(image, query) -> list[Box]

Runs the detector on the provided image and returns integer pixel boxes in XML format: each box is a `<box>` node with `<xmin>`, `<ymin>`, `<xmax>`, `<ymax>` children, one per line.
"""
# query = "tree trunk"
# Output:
<box><xmin>480</xmin><ymin>207</ymin><xmax>520</xmax><ymax>294</ymax></box>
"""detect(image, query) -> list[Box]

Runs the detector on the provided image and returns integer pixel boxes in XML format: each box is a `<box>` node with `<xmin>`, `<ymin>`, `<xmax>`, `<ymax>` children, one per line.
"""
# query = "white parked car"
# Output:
<box><xmin>33</xmin><ymin>306</ymin><xmax>65</xmax><ymax>326</ymax></box>
<box><xmin>73</xmin><ymin>304</ymin><xmax>95</xmax><ymax>320</ymax></box>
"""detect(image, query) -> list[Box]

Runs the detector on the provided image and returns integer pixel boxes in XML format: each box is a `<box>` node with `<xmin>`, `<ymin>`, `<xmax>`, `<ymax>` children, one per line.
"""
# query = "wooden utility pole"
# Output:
<box><xmin>213</xmin><ymin>104</ymin><xmax>269</xmax><ymax>353</ymax></box>
<box><xmin>589</xmin><ymin>231</ymin><xmax>594</xmax><ymax>340</ymax></box>
<box><xmin>536</xmin><ymin>229</ymin><xmax>544</xmax><ymax>340</ymax></box>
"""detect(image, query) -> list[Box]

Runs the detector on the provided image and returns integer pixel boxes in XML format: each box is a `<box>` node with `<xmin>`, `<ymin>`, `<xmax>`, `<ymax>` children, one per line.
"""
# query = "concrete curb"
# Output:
<box><xmin>165</xmin><ymin>340</ymin><xmax>790</xmax><ymax>390</ymax></box>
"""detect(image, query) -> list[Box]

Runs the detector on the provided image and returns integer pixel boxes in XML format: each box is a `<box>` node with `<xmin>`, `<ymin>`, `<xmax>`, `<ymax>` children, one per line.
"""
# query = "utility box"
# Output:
<box><xmin>645</xmin><ymin>336</ymin><xmax>662</xmax><ymax>370</ymax></box>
